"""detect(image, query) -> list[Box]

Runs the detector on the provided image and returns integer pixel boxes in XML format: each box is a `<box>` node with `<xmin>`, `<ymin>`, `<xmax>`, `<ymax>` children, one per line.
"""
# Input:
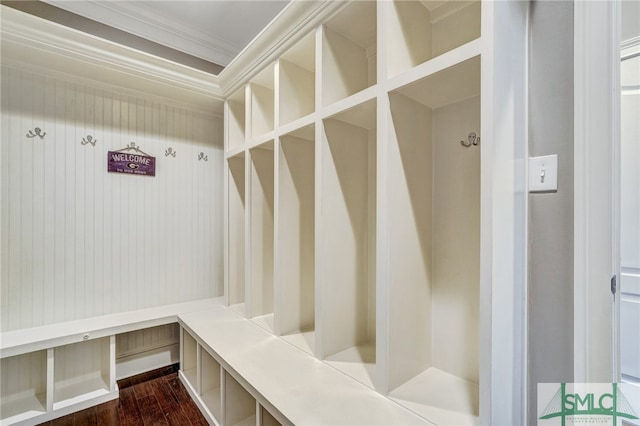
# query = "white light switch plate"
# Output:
<box><xmin>529</xmin><ymin>154</ymin><xmax>558</xmax><ymax>192</ymax></box>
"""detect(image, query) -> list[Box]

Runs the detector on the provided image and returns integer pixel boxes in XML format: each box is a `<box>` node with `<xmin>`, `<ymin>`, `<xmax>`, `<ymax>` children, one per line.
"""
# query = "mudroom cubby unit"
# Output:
<box><xmin>385</xmin><ymin>56</ymin><xmax>481</xmax><ymax>425</ymax></box>
<box><xmin>227</xmin><ymin>88</ymin><xmax>247</xmax><ymax>152</ymax></box>
<box><xmin>181</xmin><ymin>328</ymin><xmax>198</xmax><ymax>390</ymax></box>
<box><xmin>227</xmin><ymin>153</ymin><xmax>247</xmax><ymax>311</ymax></box>
<box><xmin>276</xmin><ymin>125</ymin><xmax>315</xmax><ymax>354</ymax></box>
<box><xmin>0</xmin><ymin>351</ymin><xmax>47</xmax><ymax>425</ymax></box>
<box><xmin>278</xmin><ymin>32</ymin><xmax>316</xmax><ymax>127</ymax></box>
<box><xmin>248</xmin><ymin>143</ymin><xmax>275</xmax><ymax>331</ymax></box>
<box><xmin>322</xmin><ymin>1</ymin><xmax>377</xmax><ymax>107</ymax></box>
<box><xmin>320</xmin><ymin>99</ymin><xmax>377</xmax><ymax>389</ymax></box>
<box><xmin>385</xmin><ymin>0</ymin><xmax>481</xmax><ymax>78</ymax></box>
<box><xmin>250</xmin><ymin>66</ymin><xmax>275</xmax><ymax>142</ymax></box>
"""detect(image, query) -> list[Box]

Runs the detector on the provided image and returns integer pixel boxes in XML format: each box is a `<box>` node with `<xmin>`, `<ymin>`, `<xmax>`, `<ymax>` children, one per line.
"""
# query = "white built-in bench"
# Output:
<box><xmin>0</xmin><ymin>297</ymin><xmax>224</xmax><ymax>426</ymax></box>
<box><xmin>178</xmin><ymin>307</ymin><xmax>431</xmax><ymax>426</ymax></box>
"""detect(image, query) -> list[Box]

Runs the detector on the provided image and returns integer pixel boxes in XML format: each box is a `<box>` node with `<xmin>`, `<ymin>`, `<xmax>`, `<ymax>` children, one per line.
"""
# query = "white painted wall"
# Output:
<box><xmin>0</xmin><ymin>65</ymin><xmax>224</xmax><ymax>332</ymax></box>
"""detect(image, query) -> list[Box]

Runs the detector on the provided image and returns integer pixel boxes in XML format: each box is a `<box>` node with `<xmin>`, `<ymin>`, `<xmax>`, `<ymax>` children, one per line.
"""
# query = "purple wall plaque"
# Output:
<box><xmin>108</xmin><ymin>151</ymin><xmax>156</xmax><ymax>176</ymax></box>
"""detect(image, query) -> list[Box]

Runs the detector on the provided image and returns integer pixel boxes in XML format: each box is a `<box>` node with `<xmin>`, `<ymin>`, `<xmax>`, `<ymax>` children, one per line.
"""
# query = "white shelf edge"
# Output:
<box><xmin>384</xmin><ymin>38</ymin><xmax>482</xmax><ymax>95</ymax></box>
<box><xmin>248</xmin><ymin>132</ymin><xmax>276</xmax><ymax>149</ymax></box>
<box><xmin>320</xmin><ymin>85</ymin><xmax>378</xmax><ymax>122</ymax></box>
<box><xmin>226</xmin><ymin>146</ymin><xmax>247</xmax><ymax>159</ymax></box>
<box><xmin>0</xmin><ymin>298</ymin><xmax>225</xmax><ymax>359</ymax></box>
<box><xmin>278</xmin><ymin>113</ymin><xmax>316</xmax><ymax>137</ymax></box>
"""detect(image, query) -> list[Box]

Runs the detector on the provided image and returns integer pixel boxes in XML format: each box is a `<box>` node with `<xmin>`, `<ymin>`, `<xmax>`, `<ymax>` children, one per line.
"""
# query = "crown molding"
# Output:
<box><xmin>45</xmin><ymin>0</ymin><xmax>239</xmax><ymax>66</ymax></box>
<box><xmin>1</xmin><ymin>5</ymin><xmax>224</xmax><ymax>113</ymax></box>
<box><xmin>218</xmin><ymin>0</ymin><xmax>344</xmax><ymax>97</ymax></box>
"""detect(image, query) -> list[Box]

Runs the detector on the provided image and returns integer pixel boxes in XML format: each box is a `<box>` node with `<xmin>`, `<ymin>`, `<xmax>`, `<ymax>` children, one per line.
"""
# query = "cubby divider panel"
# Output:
<box><xmin>223</xmin><ymin>371</ymin><xmax>256</xmax><ymax>426</ymax></box>
<box><xmin>260</xmin><ymin>405</ymin><xmax>283</xmax><ymax>426</ymax></box>
<box><xmin>320</xmin><ymin>99</ymin><xmax>377</xmax><ymax>388</ymax></box>
<box><xmin>279</xmin><ymin>32</ymin><xmax>315</xmax><ymax>126</ymax></box>
<box><xmin>228</xmin><ymin>153</ymin><xmax>246</xmax><ymax>311</ymax></box>
<box><xmin>277</xmin><ymin>125</ymin><xmax>315</xmax><ymax>353</ymax></box>
<box><xmin>0</xmin><ymin>351</ymin><xmax>47</xmax><ymax>424</ymax></box>
<box><xmin>249</xmin><ymin>143</ymin><xmax>275</xmax><ymax>331</ymax></box>
<box><xmin>322</xmin><ymin>1</ymin><xmax>376</xmax><ymax>106</ymax></box>
<box><xmin>386</xmin><ymin>0</ymin><xmax>481</xmax><ymax>77</ymax></box>
<box><xmin>227</xmin><ymin>88</ymin><xmax>246</xmax><ymax>151</ymax></box>
<box><xmin>53</xmin><ymin>337</ymin><xmax>111</xmax><ymax>409</ymax></box>
<box><xmin>386</xmin><ymin>56</ymin><xmax>481</xmax><ymax>425</ymax></box>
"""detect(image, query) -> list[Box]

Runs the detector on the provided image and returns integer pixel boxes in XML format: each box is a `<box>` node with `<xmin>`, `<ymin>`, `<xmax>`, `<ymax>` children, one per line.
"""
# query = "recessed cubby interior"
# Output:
<box><xmin>320</xmin><ymin>99</ymin><xmax>377</xmax><ymax>388</ymax></box>
<box><xmin>279</xmin><ymin>32</ymin><xmax>316</xmax><ymax>126</ymax></box>
<box><xmin>249</xmin><ymin>142</ymin><xmax>275</xmax><ymax>331</ymax></box>
<box><xmin>1</xmin><ymin>351</ymin><xmax>47</xmax><ymax>423</ymax></box>
<box><xmin>182</xmin><ymin>329</ymin><xmax>198</xmax><ymax>388</ymax></box>
<box><xmin>228</xmin><ymin>153</ymin><xmax>246</xmax><ymax>312</ymax></box>
<box><xmin>322</xmin><ymin>1</ymin><xmax>376</xmax><ymax>106</ymax></box>
<box><xmin>259</xmin><ymin>405</ymin><xmax>282</xmax><ymax>426</ymax></box>
<box><xmin>386</xmin><ymin>56</ymin><xmax>480</xmax><ymax>425</ymax></box>
<box><xmin>251</xmin><ymin>66</ymin><xmax>275</xmax><ymax>139</ymax></box>
<box><xmin>277</xmin><ymin>125</ymin><xmax>315</xmax><ymax>354</ymax></box>
<box><xmin>200</xmin><ymin>348</ymin><xmax>221</xmax><ymax>421</ymax></box>
<box><xmin>386</xmin><ymin>0</ymin><xmax>481</xmax><ymax>77</ymax></box>
<box><xmin>224</xmin><ymin>372</ymin><xmax>256</xmax><ymax>426</ymax></box>
<box><xmin>53</xmin><ymin>337</ymin><xmax>111</xmax><ymax>409</ymax></box>
<box><xmin>227</xmin><ymin>87</ymin><xmax>246</xmax><ymax>150</ymax></box>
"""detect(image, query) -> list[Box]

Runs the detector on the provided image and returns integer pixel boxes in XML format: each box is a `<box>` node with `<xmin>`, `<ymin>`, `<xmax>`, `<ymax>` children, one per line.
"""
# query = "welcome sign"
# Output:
<box><xmin>108</xmin><ymin>151</ymin><xmax>156</xmax><ymax>176</ymax></box>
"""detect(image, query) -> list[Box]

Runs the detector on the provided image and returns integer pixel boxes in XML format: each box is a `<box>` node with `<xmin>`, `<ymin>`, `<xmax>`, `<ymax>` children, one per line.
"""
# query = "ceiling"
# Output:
<box><xmin>7</xmin><ymin>0</ymin><xmax>291</xmax><ymax>73</ymax></box>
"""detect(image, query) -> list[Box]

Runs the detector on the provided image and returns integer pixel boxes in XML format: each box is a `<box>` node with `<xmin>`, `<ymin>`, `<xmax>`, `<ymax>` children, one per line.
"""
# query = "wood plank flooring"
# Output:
<box><xmin>39</xmin><ymin>365</ymin><xmax>208</xmax><ymax>426</ymax></box>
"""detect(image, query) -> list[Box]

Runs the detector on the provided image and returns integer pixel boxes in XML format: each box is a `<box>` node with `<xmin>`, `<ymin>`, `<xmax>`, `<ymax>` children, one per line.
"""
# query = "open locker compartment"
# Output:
<box><xmin>223</xmin><ymin>371</ymin><xmax>256</xmax><ymax>426</ymax></box>
<box><xmin>386</xmin><ymin>0</ymin><xmax>481</xmax><ymax>78</ymax></box>
<box><xmin>0</xmin><ymin>351</ymin><xmax>47</xmax><ymax>424</ymax></box>
<box><xmin>227</xmin><ymin>152</ymin><xmax>246</xmax><ymax>314</ymax></box>
<box><xmin>320</xmin><ymin>99</ymin><xmax>377</xmax><ymax>389</ymax></box>
<box><xmin>276</xmin><ymin>124</ymin><xmax>316</xmax><ymax>355</ymax></box>
<box><xmin>200</xmin><ymin>347</ymin><xmax>222</xmax><ymax>422</ymax></box>
<box><xmin>385</xmin><ymin>56</ymin><xmax>481</xmax><ymax>425</ymax></box>
<box><xmin>322</xmin><ymin>1</ymin><xmax>376</xmax><ymax>107</ymax></box>
<box><xmin>249</xmin><ymin>142</ymin><xmax>275</xmax><ymax>332</ymax></box>
<box><xmin>279</xmin><ymin>32</ymin><xmax>316</xmax><ymax>126</ymax></box>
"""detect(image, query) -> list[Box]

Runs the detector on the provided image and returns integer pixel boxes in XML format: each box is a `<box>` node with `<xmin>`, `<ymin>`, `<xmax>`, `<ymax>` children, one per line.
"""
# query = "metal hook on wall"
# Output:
<box><xmin>198</xmin><ymin>152</ymin><xmax>208</xmax><ymax>161</ymax></box>
<box><xmin>26</xmin><ymin>127</ymin><xmax>46</xmax><ymax>139</ymax></box>
<box><xmin>460</xmin><ymin>132</ymin><xmax>480</xmax><ymax>148</ymax></box>
<box><xmin>165</xmin><ymin>147</ymin><xmax>177</xmax><ymax>157</ymax></box>
<box><xmin>81</xmin><ymin>135</ymin><xmax>97</xmax><ymax>146</ymax></box>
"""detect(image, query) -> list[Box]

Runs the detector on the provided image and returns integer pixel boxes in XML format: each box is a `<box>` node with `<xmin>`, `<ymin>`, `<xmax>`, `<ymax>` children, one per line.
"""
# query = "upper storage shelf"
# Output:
<box><xmin>386</xmin><ymin>0</ymin><xmax>481</xmax><ymax>78</ymax></box>
<box><xmin>322</xmin><ymin>1</ymin><xmax>376</xmax><ymax>107</ymax></box>
<box><xmin>251</xmin><ymin>65</ymin><xmax>275</xmax><ymax>141</ymax></box>
<box><xmin>279</xmin><ymin>32</ymin><xmax>316</xmax><ymax>126</ymax></box>
<box><xmin>227</xmin><ymin>88</ymin><xmax>246</xmax><ymax>152</ymax></box>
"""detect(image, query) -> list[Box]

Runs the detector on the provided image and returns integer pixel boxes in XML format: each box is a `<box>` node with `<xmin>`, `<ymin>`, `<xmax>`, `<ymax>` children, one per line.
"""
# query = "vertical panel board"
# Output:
<box><xmin>0</xmin><ymin>68</ymin><xmax>223</xmax><ymax>331</ymax></box>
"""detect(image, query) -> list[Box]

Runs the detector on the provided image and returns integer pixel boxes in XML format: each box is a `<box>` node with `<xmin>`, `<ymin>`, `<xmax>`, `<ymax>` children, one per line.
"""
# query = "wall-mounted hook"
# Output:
<box><xmin>460</xmin><ymin>132</ymin><xmax>480</xmax><ymax>148</ymax></box>
<box><xmin>198</xmin><ymin>152</ymin><xmax>208</xmax><ymax>161</ymax></box>
<box><xmin>81</xmin><ymin>135</ymin><xmax>97</xmax><ymax>146</ymax></box>
<box><xmin>26</xmin><ymin>127</ymin><xmax>46</xmax><ymax>139</ymax></box>
<box><xmin>165</xmin><ymin>147</ymin><xmax>177</xmax><ymax>157</ymax></box>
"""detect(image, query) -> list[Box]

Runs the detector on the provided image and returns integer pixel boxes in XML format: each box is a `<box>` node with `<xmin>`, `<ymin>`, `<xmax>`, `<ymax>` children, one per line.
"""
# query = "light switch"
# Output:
<box><xmin>529</xmin><ymin>154</ymin><xmax>558</xmax><ymax>193</ymax></box>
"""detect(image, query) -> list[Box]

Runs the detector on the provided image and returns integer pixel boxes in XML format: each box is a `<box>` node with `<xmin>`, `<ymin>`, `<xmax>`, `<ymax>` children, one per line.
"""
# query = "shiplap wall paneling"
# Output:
<box><xmin>115</xmin><ymin>324</ymin><xmax>180</xmax><ymax>380</ymax></box>
<box><xmin>320</xmin><ymin>99</ymin><xmax>377</xmax><ymax>389</ymax></box>
<box><xmin>276</xmin><ymin>126</ymin><xmax>315</xmax><ymax>354</ymax></box>
<box><xmin>0</xmin><ymin>66</ymin><xmax>223</xmax><ymax>332</ymax></box>
<box><xmin>0</xmin><ymin>350</ymin><xmax>47</xmax><ymax>424</ymax></box>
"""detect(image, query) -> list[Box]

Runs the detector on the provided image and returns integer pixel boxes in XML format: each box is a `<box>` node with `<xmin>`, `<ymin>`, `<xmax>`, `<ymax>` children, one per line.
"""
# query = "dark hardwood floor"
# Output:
<box><xmin>39</xmin><ymin>365</ymin><xmax>208</xmax><ymax>426</ymax></box>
